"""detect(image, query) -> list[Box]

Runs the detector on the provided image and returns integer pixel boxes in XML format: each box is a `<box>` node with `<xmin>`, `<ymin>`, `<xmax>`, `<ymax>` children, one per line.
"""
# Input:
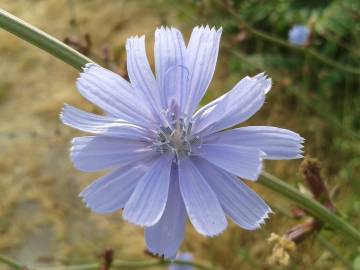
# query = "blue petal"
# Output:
<box><xmin>79</xmin><ymin>163</ymin><xmax>148</xmax><ymax>213</ymax></box>
<box><xmin>204</xmin><ymin>126</ymin><xmax>304</xmax><ymax>160</ymax></box>
<box><xmin>154</xmin><ymin>27</ymin><xmax>187</xmax><ymax>112</ymax></box>
<box><xmin>193</xmin><ymin>157</ymin><xmax>271</xmax><ymax>230</ymax></box>
<box><xmin>126</xmin><ymin>36</ymin><xmax>162</xmax><ymax>119</ymax></box>
<box><xmin>76</xmin><ymin>64</ymin><xmax>154</xmax><ymax>125</ymax></box>
<box><xmin>193</xmin><ymin>73</ymin><xmax>270</xmax><ymax>136</ymax></box>
<box><xmin>178</xmin><ymin>158</ymin><xmax>227</xmax><ymax>236</ymax></box>
<box><xmin>288</xmin><ymin>25</ymin><xmax>310</xmax><ymax>45</ymax></box>
<box><xmin>170</xmin><ymin>252</ymin><xmax>194</xmax><ymax>270</ymax></box>
<box><xmin>253</xmin><ymin>72</ymin><xmax>272</xmax><ymax>94</ymax></box>
<box><xmin>145</xmin><ymin>165</ymin><xmax>187</xmax><ymax>259</ymax></box>
<box><xmin>123</xmin><ymin>153</ymin><xmax>174</xmax><ymax>226</ymax></box>
<box><xmin>71</xmin><ymin>136</ymin><xmax>154</xmax><ymax>172</ymax></box>
<box><xmin>194</xmin><ymin>144</ymin><xmax>264</xmax><ymax>181</ymax></box>
<box><xmin>184</xmin><ymin>26</ymin><xmax>222</xmax><ymax>116</ymax></box>
<box><xmin>61</xmin><ymin>104</ymin><xmax>154</xmax><ymax>141</ymax></box>
<box><xmin>162</xmin><ymin>65</ymin><xmax>190</xmax><ymax>116</ymax></box>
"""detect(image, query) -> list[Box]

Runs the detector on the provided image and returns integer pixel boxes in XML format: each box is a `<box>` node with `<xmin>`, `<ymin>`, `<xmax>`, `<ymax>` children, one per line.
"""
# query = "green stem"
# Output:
<box><xmin>0</xmin><ymin>254</ymin><xmax>24</xmax><ymax>269</ymax></box>
<box><xmin>259</xmin><ymin>172</ymin><xmax>360</xmax><ymax>244</ymax></box>
<box><xmin>0</xmin><ymin>260</ymin><xmax>214</xmax><ymax>270</ymax></box>
<box><xmin>39</xmin><ymin>261</ymin><xmax>151</xmax><ymax>270</ymax></box>
<box><xmin>23</xmin><ymin>259</ymin><xmax>213</xmax><ymax>270</ymax></box>
<box><xmin>0</xmin><ymin>253</ymin><xmax>213</xmax><ymax>270</ymax></box>
<box><xmin>0</xmin><ymin>9</ymin><xmax>92</xmax><ymax>71</ymax></box>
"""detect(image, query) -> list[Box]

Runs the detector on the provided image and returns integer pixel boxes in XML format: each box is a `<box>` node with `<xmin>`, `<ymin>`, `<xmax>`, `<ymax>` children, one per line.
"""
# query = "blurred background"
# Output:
<box><xmin>0</xmin><ymin>0</ymin><xmax>359</xmax><ymax>269</ymax></box>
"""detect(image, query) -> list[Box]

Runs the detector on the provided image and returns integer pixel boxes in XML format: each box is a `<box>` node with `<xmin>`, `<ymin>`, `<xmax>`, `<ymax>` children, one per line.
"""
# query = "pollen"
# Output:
<box><xmin>153</xmin><ymin>117</ymin><xmax>200</xmax><ymax>161</ymax></box>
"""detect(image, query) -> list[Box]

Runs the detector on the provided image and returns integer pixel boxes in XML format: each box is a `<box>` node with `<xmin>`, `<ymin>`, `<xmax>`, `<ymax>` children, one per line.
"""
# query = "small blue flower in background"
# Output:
<box><xmin>61</xmin><ymin>26</ymin><xmax>304</xmax><ymax>258</ymax></box>
<box><xmin>288</xmin><ymin>25</ymin><xmax>310</xmax><ymax>45</ymax></box>
<box><xmin>169</xmin><ymin>252</ymin><xmax>193</xmax><ymax>270</ymax></box>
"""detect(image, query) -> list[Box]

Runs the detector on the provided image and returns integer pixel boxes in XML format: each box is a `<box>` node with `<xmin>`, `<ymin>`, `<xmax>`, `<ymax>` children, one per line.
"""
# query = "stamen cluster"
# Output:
<box><xmin>153</xmin><ymin>116</ymin><xmax>200</xmax><ymax>161</ymax></box>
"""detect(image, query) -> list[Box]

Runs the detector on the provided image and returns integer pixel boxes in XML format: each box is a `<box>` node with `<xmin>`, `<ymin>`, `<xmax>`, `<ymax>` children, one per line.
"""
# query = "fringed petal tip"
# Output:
<box><xmin>78</xmin><ymin>191</ymin><xmax>98</xmax><ymax>212</ymax></box>
<box><xmin>127</xmin><ymin>35</ymin><xmax>146</xmax><ymax>44</ymax></box>
<box><xmin>78</xmin><ymin>184</ymin><xmax>125</xmax><ymax>215</ymax></box>
<box><xmin>194</xmin><ymin>218</ymin><xmax>228</xmax><ymax>238</ymax></box>
<box><xmin>78</xmin><ymin>189</ymin><xmax>86</xmax><ymax>198</ymax></box>
<box><xmin>192</xmin><ymin>221</ymin><xmax>227</xmax><ymax>238</ymax></box>
<box><xmin>255</xmin><ymin>207</ymin><xmax>273</xmax><ymax>229</ymax></box>
<box><xmin>78</xmin><ymin>63</ymin><xmax>101</xmax><ymax>84</ymax></box>
<box><xmin>58</xmin><ymin>104</ymin><xmax>67</xmax><ymax>122</ymax></box>
<box><xmin>146</xmin><ymin>247</ymin><xmax>176</xmax><ymax>260</ymax></box>
<box><xmin>122</xmin><ymin>214</ymin><xmax>149</xmax><ymax>228</ymax></box>
<box><xmin>194</xmin><ymin>25</ymin><xmax>222</xmax><ymax>33</ymax></box>
<box><xmin>78</xmin><ymin>186</ymin><xmax>93</xmax><ymax>199</ymax></box>
<box><xmin>155</xmin><ymin>26</ymin><xmax>179</xmax><ymax>32</ymax></box>
<box><xmin>80</xmin><ymin>62</ymin><xmax>124</xmax><ymax>81</ymax></box>
<box><xmin>78</xmin><ymin>197</ymin><xmax>115</xmax><ymax>215</ymax></box>
<box><xmin>194</xmin><ymin>25</ymin><xmax>223</xmax><ymax>41</ymax></box>
<box><xmin>290</xmin><ymin>132</ymin><xmax>305</xmax><ymax>144</ymax></box>
<box><xmin>59</xmin><ymin>103</ymin><xmax>80</xmax><ymax>125</ymax></box>
<box><xmin>295</xmin><ymin>135</ymin><xmax>305</xmax><ymax>159</ymax></box>
<box><xmin>203</xmin><ymin>224</ymin><xmax>228</xmax><ymax>238</ymax></box>
<box><xmin>246</xmin><ymin>206</ymin><xmax>273</xmax><ymax>231</ymax></box>
<box><xmin>122</xmin><ymin>210</ymin><xmax>166</xmax><ymax>227</ymax></box>
<box><xmin>81</xmin><ymin>62</ymin><xmax>97</xmax><ymax>72</ymax></box>
<box><xmin>192</xmin><ymin>221</ymin><xmax>228</xmax><ymax>238</ymax></box>
<box><xmin>78</xmin><ymin>191</ymin><xmax>103</xmax><ymax>207</ymax></box>
<box><xmin>78</xmin><ymin>196</ymin><xmax>94</xmax><ymax>211</ymax></box>
<box><xmin>252</xmin><ymin>72</ymin><xmax>272</xmax><ymax>94</ymax></box>
<box><xmin>247</xmin><ymin>150</ymin><xmax>266</xmax><ymax>181</ymax></box>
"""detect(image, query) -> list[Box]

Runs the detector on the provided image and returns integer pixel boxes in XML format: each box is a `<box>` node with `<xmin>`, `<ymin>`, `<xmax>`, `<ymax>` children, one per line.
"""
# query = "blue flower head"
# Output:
<box><xmin>288</xmin><ymin>25</ymin><xmax>310</xmax><ymax>45</ymax></box>
<box><xmin>61</xmin><ymin>26</ymin><xmax>304</xmax><ymax>258</ymax></box>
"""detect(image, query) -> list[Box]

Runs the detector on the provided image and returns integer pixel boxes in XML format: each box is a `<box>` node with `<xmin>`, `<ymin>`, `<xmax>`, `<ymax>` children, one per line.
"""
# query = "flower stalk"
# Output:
<box><xmin>0</xmin><ymin>254</ymin><xmax>24</xmax><ymax>269</ymax></box>
<box><xmin>259</xmin><ymin>171</ymin><xmax>360</xmax><ymax>244</ymax></box>
<box><xmin>0</xmin><ymin>9</ymin><xmax>92</xmax><ymax>70</ymax></box>
<box><xmin>0</xmin><ymin>256</ymin><xmax>214</xmax><ymax>270</ymax></box>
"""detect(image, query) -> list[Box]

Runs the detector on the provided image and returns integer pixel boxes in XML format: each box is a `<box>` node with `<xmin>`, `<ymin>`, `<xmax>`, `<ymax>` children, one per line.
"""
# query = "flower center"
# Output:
<box><xmin>153</xmin><ymin>117</ymin><xmax>200</xmax><ymax>162</ymax></box>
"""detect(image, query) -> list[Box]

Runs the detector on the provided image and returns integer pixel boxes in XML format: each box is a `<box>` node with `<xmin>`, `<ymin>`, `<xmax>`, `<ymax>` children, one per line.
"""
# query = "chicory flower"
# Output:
<box><xmin>288</xmin><ymin>25</ymin><xmax>310</xmax><ymax>45</ymax></box>
<box><xmin>61</xmin><ymin>26</ymin><xmax>304</xmax><ymax>258</ymax></box>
